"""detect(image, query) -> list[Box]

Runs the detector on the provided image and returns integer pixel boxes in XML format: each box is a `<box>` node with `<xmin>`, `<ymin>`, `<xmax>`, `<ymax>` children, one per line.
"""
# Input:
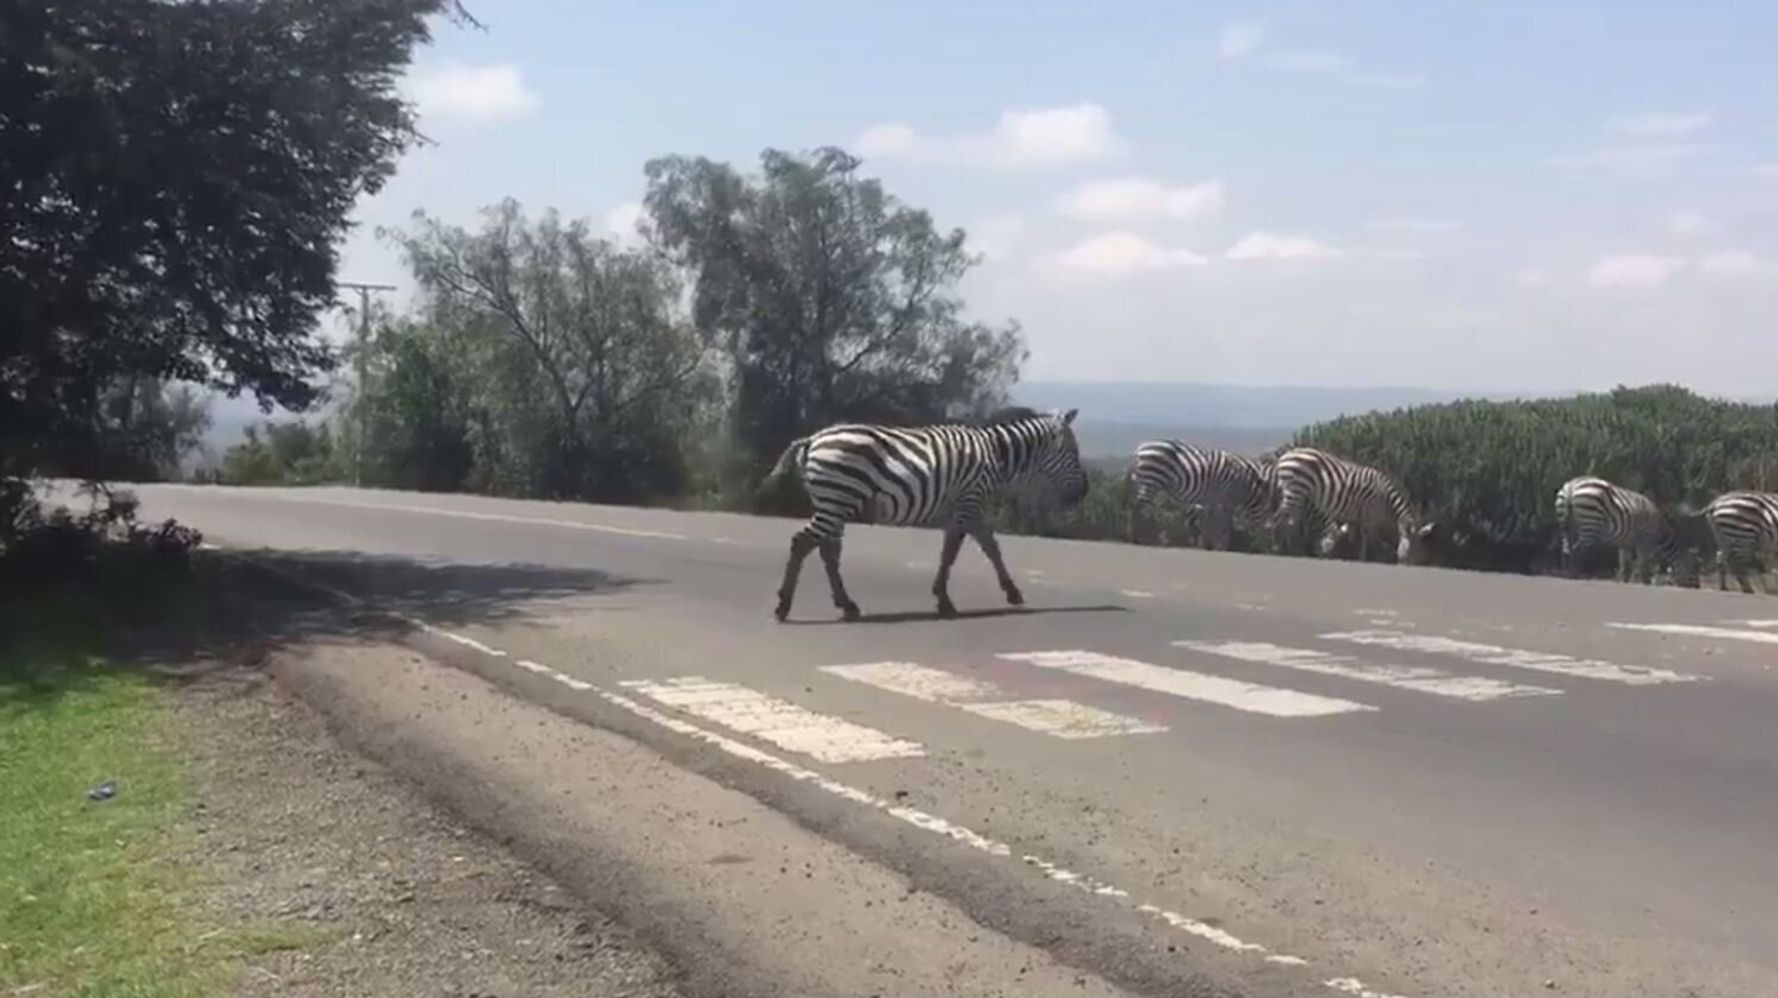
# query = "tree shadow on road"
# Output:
<box><xmin>781</xmin><ymin>603</ymin><xmax>1130</xmax><ymax>626</ymax></box>
<box><xmin>1</xmin><ymin>545</ymin><xmax>654</xmax><ymax>713</ymax></box>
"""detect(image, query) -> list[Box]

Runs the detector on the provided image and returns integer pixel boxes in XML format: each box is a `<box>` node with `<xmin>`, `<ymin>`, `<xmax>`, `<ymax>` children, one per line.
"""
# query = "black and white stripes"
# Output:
<box><xmin>1702</xmin><ymin>490</ymin><xmax>1778</xmax><ymax>593</ymax></box>
<box><xmin>1271</xmin><ymin>446</ymin><xmax>1428</xmax><ymax>563</ymax></box>
<box><xmin>1128</xmin><ymin>440</ymin><xmax>1275</xmax><ymax>549</ymax></box>
<box><xmin>1553</xmin><ymin>475</ymin><xmax>1681</xmax><ymax>584</ymax></box>
<box><xmin>767</xmin><ymin>408</ymin><xmax>1089</xmax><ymax>621</ymax></box>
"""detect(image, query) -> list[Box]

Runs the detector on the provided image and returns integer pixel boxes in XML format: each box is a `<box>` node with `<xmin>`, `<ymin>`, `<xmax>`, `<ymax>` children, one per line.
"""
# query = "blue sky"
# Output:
<box><xmin>328</xmin><ymin>0</ymin><xmax>1778</xmax><ymax>396</ymax></box>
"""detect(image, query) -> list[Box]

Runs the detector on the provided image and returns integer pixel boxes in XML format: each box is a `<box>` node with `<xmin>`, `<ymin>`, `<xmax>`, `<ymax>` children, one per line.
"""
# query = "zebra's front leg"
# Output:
<box><xmin>930</xmin><ymin>525</ymin><xmax>969</xmax><ymax>618</ymax></box>
<box><xmin>969</xmin><ymin>524</ymin><xmax>1024</xmax><ymax>607</ymax></box>
<box><xmin>817</xmin><ymin>539</ymin><xmax>861</xmax><ymax>621</ymax></box>
<box><xmin>774</xmin><ymin>531</ymin><xmax>819</xmax><ymax>622</ymax></box>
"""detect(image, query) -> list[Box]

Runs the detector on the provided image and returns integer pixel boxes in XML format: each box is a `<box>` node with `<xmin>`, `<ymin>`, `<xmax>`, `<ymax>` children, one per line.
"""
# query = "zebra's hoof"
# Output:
<box><xmin>935</xmin><ymin>600</ymin><xmax>958</xmax><ymax>619</ymax></box>
<box><xmin>1003</xmin><ymin>586</ymin><xmax>1025</xmax><ymax>607</ymax></box>
<box><xmin>773</xmin><ymin>603</ymin><xmax>791</xmax><ymax>623</ymax></box>
<box><xmin>840</xmin><ymin>602</ymin><xmax>862</xmax><ymax>622</ymax></box>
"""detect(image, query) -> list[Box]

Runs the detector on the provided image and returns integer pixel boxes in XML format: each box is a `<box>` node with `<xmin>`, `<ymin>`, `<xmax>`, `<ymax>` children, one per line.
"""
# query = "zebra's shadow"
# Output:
<box><xmin>782</xmin><ymin>603</ymin><xmax>1131</xmax><ymax>625</ymax></box>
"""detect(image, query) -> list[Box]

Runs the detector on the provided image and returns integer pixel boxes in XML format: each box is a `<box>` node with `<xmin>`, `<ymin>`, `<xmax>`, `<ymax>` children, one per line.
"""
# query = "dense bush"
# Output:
<box><xmin>1290</xmin><ymin>384</ymin><xmax>1778</xmax><ymax>572</ymax></box>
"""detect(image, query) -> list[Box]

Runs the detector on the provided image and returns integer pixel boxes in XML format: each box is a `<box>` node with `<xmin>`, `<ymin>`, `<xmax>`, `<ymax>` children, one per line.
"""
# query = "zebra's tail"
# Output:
<box><xmin>760</xmin><ymin>436</ymin><xmax>812</xmax><ymax>490</ymax></box>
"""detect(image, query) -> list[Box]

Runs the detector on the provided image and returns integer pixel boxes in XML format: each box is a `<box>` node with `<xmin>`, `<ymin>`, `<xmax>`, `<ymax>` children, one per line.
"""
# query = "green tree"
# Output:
<box><xmin>642</xmin><ymin>147</ymin><xmax>1028</xmax><ymax>494</ymax></box>
<box><xmin>0</xmin><ymin>0</ymin><xmax>476</xmax><ymax>495</ymax></box>
<box><xmin>220</xmin><ymin>420</ymin><xmax>336</xmax><ymax>486</ymax></box>
<box><xmin>382</xmin><ymin>199</ymin><xmax>713</xmax><ymax>503</ymax></box>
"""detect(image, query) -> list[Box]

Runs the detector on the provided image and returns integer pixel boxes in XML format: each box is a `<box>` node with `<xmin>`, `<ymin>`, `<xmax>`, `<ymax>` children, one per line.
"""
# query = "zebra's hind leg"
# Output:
<box><xmin>968</xmin><ymin>524</ymin><xmax>1024</xmax><ymax>607</ymax></box>
<box><xmin>817</xmin><ymin>539</ymin><xmax>861</xmax><ymax>621</ymax></box>
<box><xmin>774</xmin><ymin>529</ymin><xmax>820</xmax><ymax>622</ymax></box>
<box><xmin>930</xmin><ymin>526</ymin><xmax>969</xmax><ymax>618</ymax></box>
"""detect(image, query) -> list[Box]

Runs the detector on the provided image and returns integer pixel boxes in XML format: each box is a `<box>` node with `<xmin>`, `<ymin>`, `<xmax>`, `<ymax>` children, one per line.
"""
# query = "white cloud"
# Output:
<box><xmin>968</xmin><ymin>215</ymin><xmax>1027</xmax><ymax>261</ymax></box>
<box><xmin>1607</xmin><ymin>111</ymin><xmax>1713</xmax><ymax>138</ymax></box>
<box><xmin>1516</xmin><ymin>268</ymin><xmax>1553</xmax><ymax>287</ymax></box>
<box><xmin>1364</xmin><ymin>217</ymin><xmax>1460</xmax><ymax>234</ymax></box>
<box><xmin>1042</xmin><ymin>232</ymin><xmax>1209</xmax><ymax>274</ymax></box>
<box><xmin>1699</xmin><ymin>250</ymin><xmax>1762</xmax><ymax>276</ymax></box>
<box><xmin>1225</xmin><ymin>232</ymin><xmax>1338</xmax><ymax>261</ymax></box>
<box><xmin>1213</xmin><ymin>21</ymin><xmax>1421</xmax><ymax>88</ymax></box>
<box><xmin>1217</xmin><ymin>20</ymin><xmax>1268</xmax><ymax>59</ymax></box>
<box><xmin>1550</xmin><ymin>142</ymin><xmax>1712</xmax><ymax>179</ymax></box>
<box><xmin>406</xmin><ymin>62</ymin><xmax>541</xmax><ymax>124</ymax></box>
<box><xmin>1668</xmin><ymin>210</ymin><xmax>1713</xmax><ymax>235</ymax></box>
<box><xmin>1058</xmin><ymin>178</ymin><xmax>1223</xmax><ymax>222</ymax></box>
<box><xmin>604</xmin><ymin>202</ymin><xmax>645</xmax><ymax>243</ymax></box>
<box><xmin>1588</xmin><ymin>254</ymin><xmax>1684</xmax><ymax>288</ymax></box>
<box><xmin>853</xmin><ymin>103</ymin><xmax>1122</xmax><ymax>168</ymax></box>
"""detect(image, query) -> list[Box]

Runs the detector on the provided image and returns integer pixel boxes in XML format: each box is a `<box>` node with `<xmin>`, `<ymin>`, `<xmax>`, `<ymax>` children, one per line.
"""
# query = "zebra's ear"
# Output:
<box><xmin>1061</xmin><ymin>408</ymin><xmax>1079</xmax><ymax>426</ymax></box>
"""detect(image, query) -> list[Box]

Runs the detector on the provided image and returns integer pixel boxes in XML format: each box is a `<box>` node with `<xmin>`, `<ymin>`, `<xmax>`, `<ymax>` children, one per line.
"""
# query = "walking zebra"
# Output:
<box><xmin>1553</xmin><ymin>475</ymin><xmax>1690</xmax><ymax>584</ymax></box>
<box><xmin>1702</xmin><ymin>490</ymin><xmax>1778</xmax><ymax>593</ymax></box>
<box><xmin>1127</xmin><ymin>440</ymin><xmax>1274</xmax><ymax>550</ymax></box>
<box><xmin>1271</xmin><ymin>447</ymin><xmax>1431</xmax><ymax>563</ymax></box>
<box><xmin>763</xmin><ymin>407</ymin><xmax>1090</xmax><ymax>621</ymax></box>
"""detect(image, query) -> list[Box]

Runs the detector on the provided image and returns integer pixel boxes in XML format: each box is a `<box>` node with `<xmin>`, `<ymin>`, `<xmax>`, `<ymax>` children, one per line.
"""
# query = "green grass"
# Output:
<box><xmin>0</xmin><ymin>584</ymin><xmax>326</xmax><ymax>997</ymax></box>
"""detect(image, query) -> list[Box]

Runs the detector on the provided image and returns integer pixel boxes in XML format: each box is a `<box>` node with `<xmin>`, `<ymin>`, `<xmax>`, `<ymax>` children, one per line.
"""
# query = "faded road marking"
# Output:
<box><xmin>620</xmin><ymin>677</ymin><xmax>925</xmax><ymax>763</ymax></box>
<box><xmin>1119</xmin><ymin>589</ymin><xmax>1156</xmax><ymax>599</ymax></box>
<box><xmin>278</xmin><ymin>572</ymin><xmax>1421</xmax><ymax>998</ymax></box>
<box><xmin>997</xmin><ymin>650</ymin><xmax>1375</xmax><ymax>718</ymax></box>
<box><xmin>1609</xmin><ymin>622</ymin><xmax>1778</xmax><ymax>647</ymax></box>
<box><xmin>1175</xmin><ymin>640</ymin><xmax>1561</xmax><ymax>702</ymax></box>
<box><xmin>182</xmin><ymin>489</ymin><xmax>691</xmax><ymax>540</ymax></box>
<box><xmin>821</xmin><ymin>661</ymin><xmax>1165</xmax><ymax>740</ymax></box>
<box><xmin>1323</xmin><ymin>630</ymin><xmax>1702</xmax><ymax>686</ymax></box>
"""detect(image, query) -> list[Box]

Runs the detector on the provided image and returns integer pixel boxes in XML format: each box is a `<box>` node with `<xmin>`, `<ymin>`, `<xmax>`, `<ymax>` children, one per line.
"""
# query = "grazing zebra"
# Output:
<box><xmin>1702</xmin><ymin>490</ymin><xmax>1778</xmax><ymax>593</ymax></box>
<box><xmin>1127</xmin><ymin>441</ymin><xmax>1275</xmax><ymax>550</ymax></box>
<box><xmin>1271</xmin><ymin>447</ymin><xmax>1431</xmax><ymax>563</ymax></box>
<box><xmin>1553</xmin><ymin>475</ymin><xmax>1687</xmax><ymax>585</ymax></box>
<box><xmin>763</xmin><ymin>407</ymin><xmax>1089</xmax><ymax>621</ymax></box>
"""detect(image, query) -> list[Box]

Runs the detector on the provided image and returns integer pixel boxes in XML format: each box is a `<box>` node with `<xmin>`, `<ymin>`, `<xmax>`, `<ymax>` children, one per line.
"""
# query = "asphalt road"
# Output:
<box><xmin>129</xmin><ymin>483</ymin><xmax>1778</xmax><ymax>998</ymax></box>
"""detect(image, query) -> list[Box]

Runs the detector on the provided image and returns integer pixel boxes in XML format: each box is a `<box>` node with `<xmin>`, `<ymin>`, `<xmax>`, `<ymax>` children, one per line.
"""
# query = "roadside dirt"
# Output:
<box><xmin>170</xmin><ymin>657</ymin><xmax>686</xmax><ymax>998</ymax></box>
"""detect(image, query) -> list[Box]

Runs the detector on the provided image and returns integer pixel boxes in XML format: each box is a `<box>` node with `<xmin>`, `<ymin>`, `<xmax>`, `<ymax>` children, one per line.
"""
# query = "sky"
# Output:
<box><xmin>327</xmin><ymin>0</ymin><xmax>1778</xmax><ymax>398</ymax></box>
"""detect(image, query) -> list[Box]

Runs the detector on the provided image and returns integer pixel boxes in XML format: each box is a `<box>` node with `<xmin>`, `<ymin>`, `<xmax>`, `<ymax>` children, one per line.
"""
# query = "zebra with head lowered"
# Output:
<box><xmin>1271</xmin><ymin>446</ymin><xmax>1433</xmax><ymax>563</ymax></box>
<box><xmin>1702</xmin><ymin>489</ymin><xmax>1778</xmax><ymax>593</ymax></box>
<box><xmin>1554</xmin><ymin>475</ymin><xmax>1696</xmax><ymax>585</ymax></box>
<box><xmin>1127</xmin><ymin>440</ymin><xmax>1274</xmax><ymax>550</ymax></box>
<box><xmin>763</xmin><ymin>407</ymin><xmax>1090</xmax><ymax>621</ymax></box>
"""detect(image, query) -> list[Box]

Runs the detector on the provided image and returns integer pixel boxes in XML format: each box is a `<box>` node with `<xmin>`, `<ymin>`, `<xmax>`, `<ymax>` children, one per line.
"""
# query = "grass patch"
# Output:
<box><xmin>0</xmin><ymin>574</ymin><xmax>321</xmax><ymax>997</ymax></box>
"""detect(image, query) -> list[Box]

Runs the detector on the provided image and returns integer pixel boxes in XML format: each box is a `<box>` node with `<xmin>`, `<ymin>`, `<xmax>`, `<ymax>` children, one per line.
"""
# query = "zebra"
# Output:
<box><xmin>1126</xmin><ymin>440</ymin><xmax>1275</xmax><ymax>550</ymax></box>
<box><xmin>1702</xmin><ymin>490</ymin><xmax>1778</xmax><ymax>593</ymax></box>
<box><xmin>1553</xmin><ymin>475</ymin><xmax>1692</xmax><ymax>585</ymax></box>
<box><xmin>762</xmin><ymin>407</ymin><xmax>1090</xmax><ymax>622</ymax></box>
<box><xmin>1270</xmin><ymin>447</ymin><xmax>1431</xmax><ymax>563</ymax></box>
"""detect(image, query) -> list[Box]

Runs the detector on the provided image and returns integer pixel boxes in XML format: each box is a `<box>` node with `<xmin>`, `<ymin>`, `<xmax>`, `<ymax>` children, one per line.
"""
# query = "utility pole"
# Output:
<box><xmin>337</xmin><ymin>281</ymin><xmax>397</xmax><ymax>487</ymax></box>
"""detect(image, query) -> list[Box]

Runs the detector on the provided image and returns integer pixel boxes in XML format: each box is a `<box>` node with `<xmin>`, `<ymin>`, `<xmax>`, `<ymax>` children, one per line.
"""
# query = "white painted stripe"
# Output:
<box><xmin>820</xmin><ymin>662</ymin><xmax>1166</xmax><ymax>739</ymax></box>
<box><xmin>997</xmin><ymin>650</ymin><xmax>1375</xmax><ymax>718</ymax></box>
<box><xmin>1734</xmin><ymin>619</ymin><xmax>1778</xmax><ymax>628</ymax></box>
<box><xmin>1174</xmin><ymin>640</ymin><xmax>1561</xmax><ymax>702</ymax></box>
<box><xmin>1322</xmin><ymin>630</ymin><xmax>1701</xmax><ymax>685</ymax></box>
<box><xmin>1609</xmin><ymin>622</ymin><xmax>1778</xmax><ymax>646</ymax></box>
<box><xmin>619</xmin><ymin>677</ymin><xmax>925</xmax><ymax>763</ymax></box>
<box><xmin>1326</xmin><ymin>977</ymin><xmax>1411</xmax><ymax>998</ymax></box>
<box><xmin>275</xmin><ymin>572</ymin><xmax>1411</xmax><ymax>993</ymax></box>
<box><xmin>193</xmin><ymin>489</ymin><xmax>689</xmax><ymax>540</ymax></box>
<box><xmin>822</xmin><ymin>661</ymin><xmax>998</xmax><ymax>702</ymax></box>
<box><xmin>1120</xmin><ymin>589</ymin><xmax>1156</xmax><ymax>599</ymax></box>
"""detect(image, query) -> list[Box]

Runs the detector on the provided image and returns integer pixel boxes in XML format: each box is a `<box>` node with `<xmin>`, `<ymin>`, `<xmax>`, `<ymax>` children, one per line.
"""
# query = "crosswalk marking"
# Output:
<box><xmin>820</xmin><ymin>661</ymin><xmax>1166</xmax><ymax>739</ymax></box>
<box><xmin>996</xmin><ymin>650</ymin><xmax>1376</xmax><ymax>718</ymax></box>
<box><xmin>1608</xmin><ymin>622</ymin><xmax>1778</xmax><ymax>647</ymax></box>
<box><xmin>619</xmin><ymin>676</ymin><xmax>926</xmax><ymax>763</ymax></box>
<box><xmin>1173</xmin><ymin>640</ymin><xmax>1562</xmax><ymax>702</ymax></box>
<box><xmin>1321</xmin><ymin>630</ymin><xmax>1701</xmax><ymax>686</ymax></box>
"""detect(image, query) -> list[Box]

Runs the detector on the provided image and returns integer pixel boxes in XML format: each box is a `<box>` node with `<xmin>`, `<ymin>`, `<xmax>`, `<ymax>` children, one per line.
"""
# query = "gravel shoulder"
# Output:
<box><xmin>170</xmin><ymin>653</ymin><xmax>685</xmax><ymax>998</ymax></box>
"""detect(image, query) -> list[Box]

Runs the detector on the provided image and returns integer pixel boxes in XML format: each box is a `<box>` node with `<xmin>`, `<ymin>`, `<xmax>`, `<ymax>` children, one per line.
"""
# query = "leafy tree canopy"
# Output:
<box><xmin>0</xmin><ymin>0</ymin><xmax>477</xmax><ymax>480</ymax></box>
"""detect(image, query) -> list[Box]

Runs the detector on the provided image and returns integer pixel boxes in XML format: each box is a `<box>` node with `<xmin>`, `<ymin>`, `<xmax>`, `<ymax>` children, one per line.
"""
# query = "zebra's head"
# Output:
<box><xmin>1039</xmin><ymin>408</ymin><xmax>1089</xmax><ymax>508</ymax></box>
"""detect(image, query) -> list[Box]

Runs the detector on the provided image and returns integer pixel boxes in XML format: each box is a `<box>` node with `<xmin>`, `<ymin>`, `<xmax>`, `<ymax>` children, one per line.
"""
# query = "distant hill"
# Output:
<box><xmin>1012</xmin><ymin>381</ymin><xmax>1517</xmax><ymax>431</ymax></box>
